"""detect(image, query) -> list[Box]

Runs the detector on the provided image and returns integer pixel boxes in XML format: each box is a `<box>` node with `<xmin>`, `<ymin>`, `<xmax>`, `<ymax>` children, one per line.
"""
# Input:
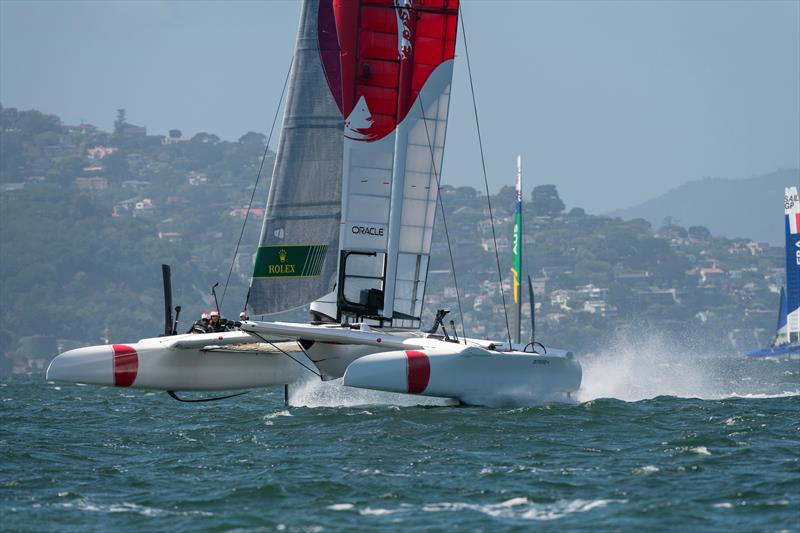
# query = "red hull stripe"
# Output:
<box><xmin>112</xmin><ymin>344</ymin><xmax>138</xmax><ymax>387</ymax></box>
<box><xmin>405</xmin><ymin>350</ymin><xmax>430</xmax><ymax>394</ymax></box>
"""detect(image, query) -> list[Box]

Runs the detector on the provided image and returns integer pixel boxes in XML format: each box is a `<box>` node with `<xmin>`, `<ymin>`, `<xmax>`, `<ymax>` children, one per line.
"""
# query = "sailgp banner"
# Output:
<box><xmin>253</xmin><ymin>245</ymin><xmax>329</xmax><ymax>278</ymax></box>
<box><xmin>784</xmin><ymin>186</ymin><xmax>800</xmax><ymax>335</ymax></box>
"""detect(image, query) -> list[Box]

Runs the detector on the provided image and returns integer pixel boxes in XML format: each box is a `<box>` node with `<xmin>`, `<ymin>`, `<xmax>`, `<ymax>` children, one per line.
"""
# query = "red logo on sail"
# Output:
<box><xmin>318</xmin><ymin>0</ymin><xmax>459</xmax><ymax>142</ymax></box>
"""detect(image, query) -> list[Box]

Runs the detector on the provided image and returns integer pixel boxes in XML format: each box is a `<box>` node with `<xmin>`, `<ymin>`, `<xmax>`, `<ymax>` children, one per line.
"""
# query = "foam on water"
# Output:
<box><xmin>326</xmin><ymin>498</ymin><xmax>628</xmax><ymax>521</ymax></box>
<box><xmin>420</xmin><ymin>497</ymin><xmax>628</xmax><ymax>521</ymax></box>
<box><xmin>287</xmin><ymin>372</ymin><xmax>453</xmax><ymax>408</ymax></box>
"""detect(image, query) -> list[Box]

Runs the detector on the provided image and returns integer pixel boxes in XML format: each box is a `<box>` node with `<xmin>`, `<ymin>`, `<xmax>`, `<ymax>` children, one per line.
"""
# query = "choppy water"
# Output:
<box><xmin>2</xmin><ymin>346</ymin><xmax>799</xmax><ymax>531</ymax></box>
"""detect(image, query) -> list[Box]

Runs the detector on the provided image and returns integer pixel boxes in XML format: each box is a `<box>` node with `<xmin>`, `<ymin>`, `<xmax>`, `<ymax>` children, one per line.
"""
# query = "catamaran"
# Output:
<box><xmin>46</xmin><ymin>0</ymin><xmax>582</xmax><ymax>405</ymax></box>
<box><xmin>745</xmin><ymin>186</ymin><xmax>800</xmax><ymax>360</ymax></box>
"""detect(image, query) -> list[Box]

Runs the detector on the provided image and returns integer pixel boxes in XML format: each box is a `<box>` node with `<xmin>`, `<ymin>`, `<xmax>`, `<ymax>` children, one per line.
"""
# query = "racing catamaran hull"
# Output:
<box><xmin>343</xmin><ymin>346</ymin><xmax>581</xmax><ymax>404</ymax></box>
<box><xmin>242</xmin><ymin>320</ymin><xmax>581</xmax><ymax>404</ymax></box>
<box><xmin>46</xmin><ymin>332</ymin><xmax>299</xmax><ymax>391</ymax></box>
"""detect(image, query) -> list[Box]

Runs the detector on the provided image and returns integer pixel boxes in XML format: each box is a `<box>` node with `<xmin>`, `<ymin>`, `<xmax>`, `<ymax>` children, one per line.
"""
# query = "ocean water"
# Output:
<box><xmin>2</xmin><ymin>344</ymin><xmax>799</xmax><ymax>531</ymax></box>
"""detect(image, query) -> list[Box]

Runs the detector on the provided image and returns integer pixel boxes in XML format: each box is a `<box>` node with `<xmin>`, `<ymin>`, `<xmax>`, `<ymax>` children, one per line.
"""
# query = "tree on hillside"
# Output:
<box><xmin>238</xmin><ymin>132</ymin><xmax>266</xmax><ymax>146</ymax></box>
<box><xmin>688</xmin><ymin>225</ymin><xmax>712</xmax><ymax>241</ymax></box>
<box><xmin>103</xmin><ymin>151</ymin><xmax>130</xmax><ymax>182</ymax></box>
<box><xmin>531</xmin><ymin>184</ymin><xmax>565</xmax><ymax>217</ymax></box>
<box><xmin>46</xmin><ymin>154</ymin><xmax>85</xmax><ymax>186</ymax></box>
<box><xmin>192</xmin><ymin>132</ymin><xmax>220</xmax><ymax>144</ymax></box>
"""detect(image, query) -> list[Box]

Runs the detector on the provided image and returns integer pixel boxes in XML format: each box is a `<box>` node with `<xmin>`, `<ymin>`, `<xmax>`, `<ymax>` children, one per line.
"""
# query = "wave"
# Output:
<box><xmin>325</xmin><ymin>497</ymin><xmax>628</xmax><ymax>521</ymax></box>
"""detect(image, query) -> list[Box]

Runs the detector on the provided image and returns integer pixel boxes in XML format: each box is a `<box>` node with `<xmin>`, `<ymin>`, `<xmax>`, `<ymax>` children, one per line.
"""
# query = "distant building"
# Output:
<box><xmin>229</xmin><ymin>207</ymin><xmax>265</xmax><ymax>219</ymax></box>
<box><xmin>122</xmin><ymin>180</ymin><xmax>151</xmax><ymax>191</ymax></box>
<box><xmin>1</xmin><ymin>183</ymin><xmax>25</xmax><ymax>192</ymax></box>
<box><xmin>633</xmin><ymin>287</ymin><xmax>678</xmax><ymax>306</ymax></box>
<box><xmin>531</xmin><ymin>277</ymin><xmax>547</xmax><ymax>296</ymax></box>
<box><xmin>157</xmin><ymin>231</ymin><xmax>183</xmax><ymax>243</ymax></box>
<box><xmin>134</xmin><ymin>198</ymin><xmax>155</xmax><ymax>216</ymax></box>
<box><xmin>614</xmin><ymin>269</ymin><xmax>650</xmax><ymax>282</ymax></box>
<box><xmin>75</xmin><ymin>177</ymin><xmax>108</xmax><ymax>191</ymax></box>
<box><xmin>87</xmin><ymin>146</ymin><xmax>118</xmax><ymax>160</ymax></box>
<box><xmin>699</xmin><ymin>267</ymin><xmax>725</xmax><ymax>287</ymax></box>
<box><xmin>113</xmin><ymin>197</ymin><xmax>138</xmax><ymax>217</ymax></box>
<box><xmin>116</xmin><ymin>123</ymin><xmax>146</xmax><ymax>138</ymax></box>
<box><xmin>187</xmin><ymin>171</ymin><xmax>208</xmax><ymax>186</ymax></box>
<box><xmin>481</xmin><ymin>236</ymin><xmax>510</xmax><ymax>252</ymax></box>
<box><xmin>583</xmin><ymin>300</ymin><xmax>608</xmax><ymax>315</ymax></box>
<box><xmin>162</xmin><ymin>135</ymin><xmax>189</xmax><ymax>145</ymax></box>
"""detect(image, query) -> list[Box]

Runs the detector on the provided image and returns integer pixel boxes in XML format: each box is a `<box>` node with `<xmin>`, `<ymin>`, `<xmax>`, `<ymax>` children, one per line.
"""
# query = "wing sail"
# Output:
<box><xmin>329</xmin><ymin>0</ymin><xmax>460</xmax><ymax>327</ymax></box>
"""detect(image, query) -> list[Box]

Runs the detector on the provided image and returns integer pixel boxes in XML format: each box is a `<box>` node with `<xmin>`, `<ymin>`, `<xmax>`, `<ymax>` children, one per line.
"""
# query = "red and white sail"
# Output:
<box><xmin>323</xmin><ymin>0</ymin><xmax>460</xmax><ymax>327</ymax></box>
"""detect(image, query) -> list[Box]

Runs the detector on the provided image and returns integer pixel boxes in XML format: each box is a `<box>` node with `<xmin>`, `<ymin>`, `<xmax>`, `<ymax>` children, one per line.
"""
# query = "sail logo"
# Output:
<box><xmin>268</xmin><ymin>248</ymin><xmax>294</xmax><ymax>274</ymax></box>
<box><xmin>785</xmin><ymin>191</ymin><xmax>798</xmax><ymax>210</ymax></box>
<box><xmin>394</xmin><ymin>0</ymin><xmax>413</xmax><ymax>60</ymax></box>
<box><xmin>344</xmin><ymin>96</ymin><xmax>376</xmax><ymax>141</ymax></box>
<box><xmin>352</xmin><ymin>225</ymin><xmax>385</xmax><ymax>237</ymax></box>
<box><xmin>253</xmin><ymin>245</ymin><xmax>328</xmax><ymax>278</ymax></box>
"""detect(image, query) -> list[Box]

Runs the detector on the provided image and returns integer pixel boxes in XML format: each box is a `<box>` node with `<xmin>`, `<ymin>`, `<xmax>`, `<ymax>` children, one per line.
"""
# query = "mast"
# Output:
<box><xmin>511</xmin><ymin>155</ymin><xmax>522</xmax><ymax>344</ymax></box>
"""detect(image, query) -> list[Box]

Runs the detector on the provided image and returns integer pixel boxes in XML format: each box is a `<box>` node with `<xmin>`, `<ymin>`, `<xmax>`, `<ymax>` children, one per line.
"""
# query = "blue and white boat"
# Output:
<box><xmin>746</xmin><ymin>186</ymin><xmax>800</xmax><ymax>359</ymax></box>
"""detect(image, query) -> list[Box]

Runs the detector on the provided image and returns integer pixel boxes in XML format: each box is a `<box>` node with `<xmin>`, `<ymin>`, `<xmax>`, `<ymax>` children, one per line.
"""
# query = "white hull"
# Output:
<box><xmin>343</xmin><ymin>344</ymin><xmax>581</xmax><ymax>404</ymax></box>
<box><xmin>47</xmin><ymin>321</ymin><xmax>583</xmax><ymax>406</ymax></box>
<box><xmin>46</xmin><ymin>332</ymin><xmax>299</xmax><ymax>391</ymax></box>
<box><xmin>244</xmin><ymin>320</ymin><xmax>582</xmax><ymax>405</ymax></box>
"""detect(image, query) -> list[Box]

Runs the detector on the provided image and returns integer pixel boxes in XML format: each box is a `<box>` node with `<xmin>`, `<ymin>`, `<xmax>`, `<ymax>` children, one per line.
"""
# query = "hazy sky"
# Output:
<box><xmin>1</xmin><ymin>0</ymin><xmax>798</xmax><ymax>212</ymax></box>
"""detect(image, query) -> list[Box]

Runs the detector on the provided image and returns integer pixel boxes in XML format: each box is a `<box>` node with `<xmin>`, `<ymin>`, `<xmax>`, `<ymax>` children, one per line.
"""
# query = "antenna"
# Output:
<box><xmin>527</xmin><ymin>275</ymin><xmax>536</xmax><ymax>343</ymax></box>
<box><xmin>161</xmin><ymin>264</ymin><xmax>174</xmax><ymax>336</ymax></box>
<box><xmin>211</xmin><ymin>282</ymin><xmax>220</xmax><ymax>315</ymax></box>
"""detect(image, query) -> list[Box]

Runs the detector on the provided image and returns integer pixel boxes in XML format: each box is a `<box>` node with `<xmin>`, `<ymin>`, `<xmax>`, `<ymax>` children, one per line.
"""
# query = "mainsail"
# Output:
<box><xmin>772</xmin><ymin>286</ymin><xmax>789</xmax><ymax>347</ymax></box>
<box><xmin>249</xmin><ymin>0</ymin><xmax>344</xmax><ymax>315</ymax></box>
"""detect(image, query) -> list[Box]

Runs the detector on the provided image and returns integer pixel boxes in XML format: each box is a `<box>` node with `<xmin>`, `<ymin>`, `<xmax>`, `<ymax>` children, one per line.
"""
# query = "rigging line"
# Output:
<box><xmin>220</xmin><ymin>55</ymin><xmax>294</xmax><ymax>309</ymax></box>
<box><xmin>415</xmin><ymin>96</ymin><xmax>467</xmax><ymax>343</ymax></box>
<box><xmin>459</xmin><ymin>9</ymin><xmax>512</xmax><ymax>348</ymax></box>
<box><xmin>250</xmin><ymin>331</ymin><xmax>322</xmax><ymax>378</ymax></box>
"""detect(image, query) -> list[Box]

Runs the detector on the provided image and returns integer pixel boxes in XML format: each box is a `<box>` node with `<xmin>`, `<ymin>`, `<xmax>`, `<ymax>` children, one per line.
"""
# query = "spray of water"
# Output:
<box><xmin>576</xmin><ymin>327</ymin><xmax>800</xmax><ymax>402</ymax></box>
<box><xmin>287</xmin><ymin>372</ymin><xmax>455</xmax><ymax>408</ymax></box>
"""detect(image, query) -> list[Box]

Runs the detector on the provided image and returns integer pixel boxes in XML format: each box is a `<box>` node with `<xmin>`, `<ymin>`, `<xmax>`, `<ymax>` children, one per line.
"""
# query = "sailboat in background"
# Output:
<box><xmin>745</xmin><ymin>186</ymin><xmax>800</xmax><ymax>359</ymax></box>
<box><xmin>47</xmin><ymin>0</ymin><xmax>582</xmax><ymax>405</ymax></box>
